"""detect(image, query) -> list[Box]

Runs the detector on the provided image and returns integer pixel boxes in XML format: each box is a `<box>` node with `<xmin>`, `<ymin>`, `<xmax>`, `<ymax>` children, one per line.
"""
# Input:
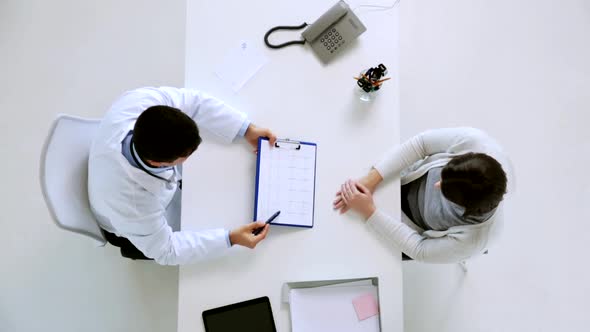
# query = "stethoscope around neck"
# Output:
<box><xmin>130</xmin><ymin>139</ymin><xmax>182</xmax><ymax>190</ymax></box>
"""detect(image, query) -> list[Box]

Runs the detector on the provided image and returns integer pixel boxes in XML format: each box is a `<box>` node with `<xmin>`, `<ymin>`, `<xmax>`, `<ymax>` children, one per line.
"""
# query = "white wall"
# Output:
<box><xmin>0</xmin><ymin>1</ymin><xmax>185</xmax><ymax>331</ymax></box>
<box><xmin>399</xmin><ymin>0</ymin><xmax>590</xmax><ymax>331</ymax></box>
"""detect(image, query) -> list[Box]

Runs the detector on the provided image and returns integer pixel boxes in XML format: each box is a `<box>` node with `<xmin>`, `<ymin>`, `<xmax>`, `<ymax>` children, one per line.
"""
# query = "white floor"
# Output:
<box><xmin>399</xmin><ymin>1</ymin><xmax>590</xmax><ymax>331</ymax></box>
<box><xmin>0</xmin><ymin>1</ymin><xmax>185</xmax><ymax>331</ymax></box>
<box><xmin>1</xmin><ymin>1</ymin><xmax>589</xmax><ymax>332</ymax></box>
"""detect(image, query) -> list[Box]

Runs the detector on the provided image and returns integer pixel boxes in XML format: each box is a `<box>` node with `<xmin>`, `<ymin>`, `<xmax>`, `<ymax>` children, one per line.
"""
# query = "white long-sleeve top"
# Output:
<box><xmin>367</xmin><ymin>127</ymin><xmax>514</xmax><ymax>263</ymax></box>
<box><xmin>88</xmin><ymin>87</ymin><xmax>247</xmax><ymax>265</ymax></box>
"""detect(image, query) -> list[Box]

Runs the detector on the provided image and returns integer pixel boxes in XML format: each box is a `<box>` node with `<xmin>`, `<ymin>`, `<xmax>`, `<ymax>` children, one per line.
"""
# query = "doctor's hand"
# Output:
<box><xmin>334</xmin><ymin>180</ymin><xmax>376</xmax><ymax>220</ymax></box>
<box><xmin>244</xmin><ymin>123</ymin><xmax>277</xmax><ymax>153</ymax></box>
<box><xmin>229</xmin><ymin>222</ymin><xmax>270</xmax><ymax>249</ymax></box>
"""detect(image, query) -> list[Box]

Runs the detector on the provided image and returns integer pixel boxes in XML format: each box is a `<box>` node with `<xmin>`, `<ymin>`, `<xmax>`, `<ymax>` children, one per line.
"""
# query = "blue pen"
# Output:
<box><xmin>253</xmin><ymin>210</ymin><xmax>281</xmax><ymax>235</ymax></box>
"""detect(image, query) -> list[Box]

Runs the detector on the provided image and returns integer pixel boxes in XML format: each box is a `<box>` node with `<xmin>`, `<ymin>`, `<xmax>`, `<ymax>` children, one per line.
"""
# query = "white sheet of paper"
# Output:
<box><xmin>256</xmin><ymin>140</ymin><xmax>316</xmax><ymax>227</ymax></box>
<box><xmin>290</xmin><ymin>284</ymin><xmax>380</xmax><ymax>332</ymax></box>
<box><xmin>215</xmin><ymin>40</ymin><xmax>268</xmax><ymax>92</ymax></box>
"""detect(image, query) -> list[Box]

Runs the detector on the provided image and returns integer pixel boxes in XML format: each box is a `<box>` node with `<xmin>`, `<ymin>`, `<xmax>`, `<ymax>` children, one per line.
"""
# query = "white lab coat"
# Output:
<box><xmin>88</xmin><ymin>87</ymin><xmax>247</xmax><ymax>265</ymax></box>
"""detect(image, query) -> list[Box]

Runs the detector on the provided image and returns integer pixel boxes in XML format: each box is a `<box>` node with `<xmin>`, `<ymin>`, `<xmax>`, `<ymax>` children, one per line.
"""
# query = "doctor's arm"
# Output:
<box><xmin>157</xmin><ymin>87</ymin><xmax>276</xmax><ymax>148</ymax></box>
<box><xmin>118</xmin><ymin>221</ymin><xmax>270</xmax><ymax>266</ymax></box>
<box><xmin>109</xmin><ymin>201</ymin><xmax>270</xmax><ymax>265</ymax></box>
<box><xmin>134</xmin><ymin>223</ymin><xmax>230</xmax><ymax>265</ymax></box>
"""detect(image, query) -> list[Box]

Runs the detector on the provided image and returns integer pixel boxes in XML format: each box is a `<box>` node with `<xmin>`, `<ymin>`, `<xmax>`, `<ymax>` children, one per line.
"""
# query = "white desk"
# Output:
<box><xmin>179</xmin><ymin>1</ymin><xmax>402</xmax><ymax>331</ymax></box>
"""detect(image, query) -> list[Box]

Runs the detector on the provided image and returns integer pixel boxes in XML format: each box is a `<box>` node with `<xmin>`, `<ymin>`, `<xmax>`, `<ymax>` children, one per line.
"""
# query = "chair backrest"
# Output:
<box><xmin>40</xmin><ymin>114</ymin><xmax>106</xmax><ymax>245</ymax></box>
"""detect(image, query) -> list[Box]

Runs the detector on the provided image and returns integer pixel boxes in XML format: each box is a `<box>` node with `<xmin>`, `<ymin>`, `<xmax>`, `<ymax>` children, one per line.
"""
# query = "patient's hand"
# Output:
<box><xmin>333</xmin><ymin>190</ymin><xmax>351</xmax><ymax>214</ymax></box>
<box><xmin>333</xmin><ymin>169</ymin><xmax>383</xmax><ymax>214</ymax></box>
<box><xmin>334</xmin><ymin>180</ymin><xmax>376</xmax><ymax>220</ymax></box>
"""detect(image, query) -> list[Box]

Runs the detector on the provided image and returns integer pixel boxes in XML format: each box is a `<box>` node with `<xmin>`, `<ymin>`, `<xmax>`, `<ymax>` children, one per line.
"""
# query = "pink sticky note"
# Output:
<box><xmin>352</xmin><ymin>293</ymin><xmax>379</xmax><ymax>321</ymax></box>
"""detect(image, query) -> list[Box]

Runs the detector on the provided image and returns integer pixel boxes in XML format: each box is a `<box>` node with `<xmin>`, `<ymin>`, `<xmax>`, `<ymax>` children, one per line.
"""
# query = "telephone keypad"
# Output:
<box><xmin>322</xmin><ymin>28</ymin><xmax>345</xmax><ymax>54</ymax></box>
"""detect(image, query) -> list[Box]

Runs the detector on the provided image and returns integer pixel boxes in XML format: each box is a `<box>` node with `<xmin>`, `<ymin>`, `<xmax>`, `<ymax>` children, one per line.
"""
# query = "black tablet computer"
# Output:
<box><xmin>202</xmin><ymin>296</ymin><xmax>277</xmax><ymax>332</ymax></box>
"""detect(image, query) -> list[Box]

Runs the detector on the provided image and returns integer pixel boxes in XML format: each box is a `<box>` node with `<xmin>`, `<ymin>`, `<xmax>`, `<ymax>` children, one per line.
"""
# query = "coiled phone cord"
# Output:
<box><xmin>263</xmin><ymin>22</ymin><xmax>309</xmax><ymax>49</ymax></box>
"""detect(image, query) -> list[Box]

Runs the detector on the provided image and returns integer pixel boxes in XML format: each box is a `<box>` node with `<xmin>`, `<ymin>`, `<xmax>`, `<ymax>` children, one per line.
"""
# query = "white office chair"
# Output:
<box><xmin>40</xmin><ymin>114</ymin><xmax>106</xmax><ymax>246</ymax></box>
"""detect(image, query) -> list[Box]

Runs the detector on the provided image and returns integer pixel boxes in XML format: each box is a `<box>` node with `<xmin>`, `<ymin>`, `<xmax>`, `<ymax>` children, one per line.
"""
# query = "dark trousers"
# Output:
<box><xmin>400</xmin><ymin>183</ymin><xmax>415</xmax><ymax>222</ymax></box>
<box><xmin>103</xmin><ymin>230</ymin><xmax>153</xmax><ymax>261</ymax></box>
<box><xmin>400</xmin><ymin>183</ymin><xmax>414</xmax><ymax>261</ymax></box>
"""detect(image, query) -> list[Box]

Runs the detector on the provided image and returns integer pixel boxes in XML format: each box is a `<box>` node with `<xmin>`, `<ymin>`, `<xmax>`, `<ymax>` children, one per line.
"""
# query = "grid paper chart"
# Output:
<box><xmin>255</xmin><ymin>139</ymin><xmax>316</xmax><ymax>227</ymax></box>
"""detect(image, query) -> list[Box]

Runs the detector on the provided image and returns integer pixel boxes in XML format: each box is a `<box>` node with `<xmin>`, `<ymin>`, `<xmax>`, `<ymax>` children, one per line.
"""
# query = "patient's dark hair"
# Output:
<box><xmin>440</xmin><ymin>153</ymin><xmax>507</xmax><ymax>217</ymax></box>
<box><xmin>133</xmin><ymin>105</ymin><xmax>201</xmax><ymax>163</ymax></box>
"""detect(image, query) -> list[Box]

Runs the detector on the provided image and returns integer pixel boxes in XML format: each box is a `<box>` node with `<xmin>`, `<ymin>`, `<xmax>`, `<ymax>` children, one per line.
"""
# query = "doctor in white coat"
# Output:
<box><xmin>88</xmin><ymin>87</ymin><xmax>277</xmax><ymax>265</ymax></box>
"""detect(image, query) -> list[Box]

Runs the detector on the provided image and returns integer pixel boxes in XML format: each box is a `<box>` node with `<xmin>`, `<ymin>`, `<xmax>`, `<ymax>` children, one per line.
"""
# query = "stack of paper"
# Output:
<box><xmin>288</xmin><ymin>280</ymin><xmax>380</xmax><ymax>332</ymax></box>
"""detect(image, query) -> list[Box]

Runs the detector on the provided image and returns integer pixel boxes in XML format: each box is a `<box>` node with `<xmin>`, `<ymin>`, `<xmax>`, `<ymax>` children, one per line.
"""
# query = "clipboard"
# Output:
<box><xmin>254</xmin><ymin>138</ymin><xmax>317</xmax><ymax>228</ymax></box>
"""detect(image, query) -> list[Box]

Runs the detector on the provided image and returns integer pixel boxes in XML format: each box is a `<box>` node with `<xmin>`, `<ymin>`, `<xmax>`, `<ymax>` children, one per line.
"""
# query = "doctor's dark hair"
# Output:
<box><xmin>440</xmin><ymin>153</ymin><xmax>507</xmax><ymax>217</ymax></box>
<box><xmin>133</xmin><ymin>105</ymin><xmax>201</xmax><ymax>163</ymax></box>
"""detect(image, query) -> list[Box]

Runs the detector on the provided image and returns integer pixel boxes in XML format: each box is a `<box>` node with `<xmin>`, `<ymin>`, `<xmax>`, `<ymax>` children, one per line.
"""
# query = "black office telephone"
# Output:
<box><xmin>264</xmin><ymin>1</ymin><xmax>367</xmax><ymax>63</ymax></box>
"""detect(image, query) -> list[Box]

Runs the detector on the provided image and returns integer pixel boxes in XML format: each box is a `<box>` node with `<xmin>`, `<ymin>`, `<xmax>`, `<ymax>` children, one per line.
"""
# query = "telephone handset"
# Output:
<box><xmin>264</xmin><ymin>1</ymin><xmax>367</xmax><ymax>63</ymax></box>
